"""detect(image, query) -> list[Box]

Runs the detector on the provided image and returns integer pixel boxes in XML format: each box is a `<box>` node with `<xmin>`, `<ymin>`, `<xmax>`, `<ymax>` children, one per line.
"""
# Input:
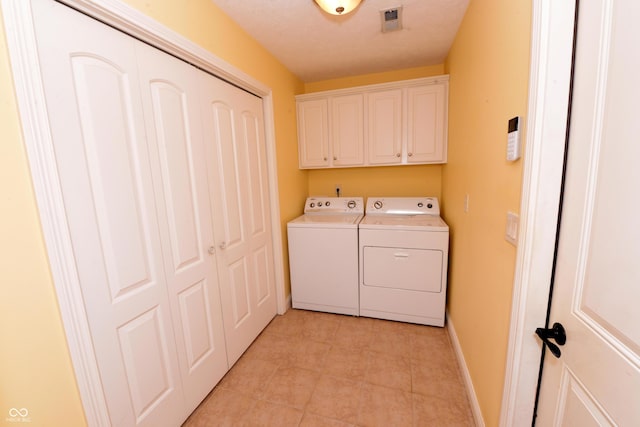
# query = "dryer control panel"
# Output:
<box><xmin>304</xmin><ymin>197</ymin><xmax>364</xmax><ymax>214</ymax></box>
<box><xmin>365</xmin><ymin>197</ymin><xmax>440</xmax><ymax>215</ymax></box>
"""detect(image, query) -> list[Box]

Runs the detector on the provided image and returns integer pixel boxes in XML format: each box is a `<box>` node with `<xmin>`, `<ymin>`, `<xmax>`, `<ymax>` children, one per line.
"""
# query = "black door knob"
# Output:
<box><xmin>535</xmin><ymin>322</ymin><xmax>566</xmax><ymax>358</ymax></box>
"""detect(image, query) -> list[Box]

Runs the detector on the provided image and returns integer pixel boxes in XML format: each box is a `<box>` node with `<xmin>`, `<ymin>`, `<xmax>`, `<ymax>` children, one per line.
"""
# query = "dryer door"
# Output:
<box><xmin>362</xmin><ymin>246</ymin><xmax>443</xmax><ymax>292</ymax></box>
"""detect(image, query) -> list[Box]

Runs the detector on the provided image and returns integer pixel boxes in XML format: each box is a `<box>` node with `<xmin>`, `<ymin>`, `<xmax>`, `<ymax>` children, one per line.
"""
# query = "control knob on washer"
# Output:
<box><xmin>347</xmin><ymin>200</ymin><xmax>357</xmax><ymax>209</ymax></box>
<box><xmin>373</xmin><ymin>200</ymin><xmax>383</xmax><ymax>209</ymax></box>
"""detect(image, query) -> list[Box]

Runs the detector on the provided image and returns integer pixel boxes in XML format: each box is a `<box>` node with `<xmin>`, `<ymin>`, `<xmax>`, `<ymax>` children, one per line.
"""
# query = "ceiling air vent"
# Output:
<box><xmin>380</xmin><ymin>6</ymin><xmax>403</xmax><ymax>33</ymax></box>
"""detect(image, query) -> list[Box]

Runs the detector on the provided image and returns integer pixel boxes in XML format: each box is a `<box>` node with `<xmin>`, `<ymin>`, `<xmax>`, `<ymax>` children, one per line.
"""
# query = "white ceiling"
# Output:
<box><xmin>210</xmin><ymin>0</ymin><xmax>470</xmax><ymax>83</ymax></box>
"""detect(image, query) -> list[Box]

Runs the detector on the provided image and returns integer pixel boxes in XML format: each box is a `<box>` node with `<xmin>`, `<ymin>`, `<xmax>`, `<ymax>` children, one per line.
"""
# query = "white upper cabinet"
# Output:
<box><xmin>296</xmin><ymin>76</ymin><xmax>449</xmax><ymax>169</ymax></box>
<box><xmin>297</xmin><ymin>94</ymin><xmax>365</xmax><ymax>168</ymax></box>
<box><xmin>297</xmin><ymin>98</ymin><xmax>329</xmax><ymax>168</ymax></box>
<box><xmin>331</xmin><ymin>94</ymin><xmax>365</xmax><ymax>167</ymax></box>
<box><xmin>406</xmin><ymin>83</ymin><xmax>447</xmax><ymax>163</ymax></box>
<box><xmin>367</xmin><ymin>89</ymin><xmax>403</xmax><ymax>165</ymax></box>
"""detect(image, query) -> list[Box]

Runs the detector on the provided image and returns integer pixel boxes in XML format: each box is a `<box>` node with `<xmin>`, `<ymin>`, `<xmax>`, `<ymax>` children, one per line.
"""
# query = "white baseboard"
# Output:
<box><xmin>446</xmin><ymin>311</ymin><xmax>485</xmax><ymax>427</ymax></box>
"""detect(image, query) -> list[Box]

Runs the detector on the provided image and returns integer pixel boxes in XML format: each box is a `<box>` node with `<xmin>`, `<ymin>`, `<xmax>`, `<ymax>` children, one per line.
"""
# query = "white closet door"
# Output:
<box><xmin>200</xmin><ymin>74</ymin><xmax>278</xmax><ymax>365</ymax></box>
<box><xmin>134</xmin><ymin>42</ymin><xmax>228</xmax><ymax>412</ymax></box>
<box><xmin>32</xmin><ymin>0</ymin><xmax>185</xmax><ymax>425</ymax></box>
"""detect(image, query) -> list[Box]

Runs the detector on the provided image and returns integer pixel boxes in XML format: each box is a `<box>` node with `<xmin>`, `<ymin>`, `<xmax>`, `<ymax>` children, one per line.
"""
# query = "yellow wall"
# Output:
<box><xmin>0</xmin><ymin>1</ymin><xmax>304</xmax><ymax>425</ymax></box>
<box><xmin>0</xmin><ymin>13</ymin><xmax>86</xmax><ymax>426</ymax></box>
<box><xmin>442</xmin><ymin>0</ymin><xmax>531</xmax><ymax>425</ymax></box>
<box><xmin>304</xmin><ymin>65</ymin><xmax>446</xmax><ymax>201</ymax></box>
<box><xmin>308</xmin><ymin>165</ymin><xmax>442</xmax><ymax>200</ymax></box>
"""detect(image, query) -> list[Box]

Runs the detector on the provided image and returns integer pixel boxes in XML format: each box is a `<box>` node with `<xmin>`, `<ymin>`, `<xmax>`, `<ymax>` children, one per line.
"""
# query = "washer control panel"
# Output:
<box><xmin>365</xmin><ymin>197</ymin><xmax>440</xmax><ymax>215</ymax></box>
<box><xmin>304</xmin><ymin>197</ymin><xmax>364</xmax><ymax>214</ymax></box>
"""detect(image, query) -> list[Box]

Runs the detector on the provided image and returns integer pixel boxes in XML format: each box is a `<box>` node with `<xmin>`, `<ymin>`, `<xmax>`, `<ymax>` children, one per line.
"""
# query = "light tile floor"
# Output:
<box><xmin>183</xmin><ymin>309</ymin><xmax>474</xmax><ymax>427</ymax></box>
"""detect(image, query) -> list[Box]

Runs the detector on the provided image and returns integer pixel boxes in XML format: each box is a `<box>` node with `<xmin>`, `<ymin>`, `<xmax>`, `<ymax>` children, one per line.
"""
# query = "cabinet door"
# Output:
<box><xmin>331</xmin><ymin>94</ymin><xmax>364</xmax><ymax>166</ymax></box>
<box><xmin>136</xmin><ymin>42</ymin><xmax>229</xmax><ymax>414</ymax></box>
<box><xmin>297</xmin><ymin>99</ymin><xmax>330</xmax><ymax>168</ymax></box>
<box><xmin>367</xmin><ymin>89</ymin><xmax>403</xmax><ymax>165</ymax></box>
<box><xmin>406</xmin><ymin>84</ymin><xmax>447</xmax><ymax>163</ymax></box>
<box><xmin>200</xmin><ymin>73</ymin><xmax>278</xmax><ymax>366</ymax></box>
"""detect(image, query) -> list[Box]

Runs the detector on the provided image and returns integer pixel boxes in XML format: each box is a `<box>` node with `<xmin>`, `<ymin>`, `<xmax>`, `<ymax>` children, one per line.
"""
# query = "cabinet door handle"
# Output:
<box><xmin>408</xmin><ymin>152</ymin><xmax>413</xmax><ymax>157</ymax></box>
<box><xmin>333</xmin><ymin>156</ymin><xmax>337</xmax><ymax>160</ymax></box>
<box><xmin>208</xmin><ymin>246</ymin><xmax>215</xmax><ymax>255</ymax></box>
<box><xmin>219</xmin><ymin>241</ymin><xmax>227</xmax><ymax>250</ymax></box>
<box><xmin>396</xmin><ymin>153</ymin><xmax>401</xmax><ymax>158</ymax></box>
<box><xmin>323</xmin><ymin>157</ymin><xmax>327</xmax><ymax>161</ymax></box>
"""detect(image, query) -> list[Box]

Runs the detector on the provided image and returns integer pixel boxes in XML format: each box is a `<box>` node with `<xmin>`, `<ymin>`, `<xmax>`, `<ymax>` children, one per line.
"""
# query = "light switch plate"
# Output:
<box><xmin>505</xmin><ymin>211</ymin><xmax>519</xmax><ymax>246</ymax></box>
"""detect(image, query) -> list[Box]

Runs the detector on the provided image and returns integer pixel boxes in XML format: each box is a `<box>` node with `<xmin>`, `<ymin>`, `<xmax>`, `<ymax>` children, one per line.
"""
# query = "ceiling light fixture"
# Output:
<box><xmin>314</xmin><ymin>0</ymin><xmax>362</xmax><ymax>15</ymax></box>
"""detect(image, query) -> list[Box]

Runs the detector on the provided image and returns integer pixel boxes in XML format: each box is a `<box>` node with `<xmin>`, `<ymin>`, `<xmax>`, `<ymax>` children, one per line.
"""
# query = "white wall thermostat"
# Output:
<box><xmin>507</xmin><ymin>116</ymin><xmax>521</xmax><ymax>161</ymax></box>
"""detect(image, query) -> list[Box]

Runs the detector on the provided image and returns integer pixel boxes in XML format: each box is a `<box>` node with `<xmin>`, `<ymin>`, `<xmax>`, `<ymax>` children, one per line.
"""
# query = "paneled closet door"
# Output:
<box><xmin>32</xmin><ymin>0</ymin><xmax>185</xmax><ymax>425</ymax></box>
<box><xmin>134</xmin><ymin>42</ymin><xmax>229</xmax><ymax>413</ymax></box>
<box><xmin>200</xmin><ymin>74</ymin><xmax>278</xmax><ymax>365</ymax></box>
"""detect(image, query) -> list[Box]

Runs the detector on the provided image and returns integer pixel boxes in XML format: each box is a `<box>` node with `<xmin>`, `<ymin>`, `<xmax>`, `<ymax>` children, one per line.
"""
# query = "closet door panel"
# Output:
<box><xmin>178</xmin><ymin>281</ymin><xmax>216</xmax><ymax>366</ymax></box>
<box><xmin>71</xmin><ymin>55</ymin><xmax>154</xmax><ymax>298</ymax></box>
<box><xmin>243</xmin><ymin>111</ymin><xmax>268</xmax><ymax>237</ymax></box>
<box><xmin>201</xmin><ymin>75</ymin><xmax>277</xmax><ymax>366</ymax></box>
<box><xmin>135</xmin><ymin>42</ymin><xmax>229</xmax><ymax>412</ymax></box>
<box><xmin>208</xmin><ymin>101</ymin><xmax>245</xmax><ymax>247</ymax></box>
<box><xmin>32</xmin><ymin>1</ymin><xmax>185</xmax><ymax>425</ymax></box>
<box><xmin>242</xmin><ymin>110</ymin><xmax>276</xmax><ymax>308</ymax></box>
<box><xmin>149</xmin><ymin>81</ymin><xmax>201</xmax><ymax>269</ymax></box>
<box><xmin>229</xmin><ymin>259</ymin><xmax>251</xmax><ymax>323</ymax></box>
<box><xmin>254</xmin><ymin>246</ymin><xmax>273</xmax><ymax>304</ymax></box>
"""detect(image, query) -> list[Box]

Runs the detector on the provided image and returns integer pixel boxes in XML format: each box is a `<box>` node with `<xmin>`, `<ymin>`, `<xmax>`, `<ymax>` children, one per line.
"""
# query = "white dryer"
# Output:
<box><xmin>288</xmin><ymin>197</ymin><xmax>364</xmax><ymax>315</ymax></box>
<box><xmin>359</xmin><ymin>197</ymin><xmax>449</xmax><ymax>326</ymax></box>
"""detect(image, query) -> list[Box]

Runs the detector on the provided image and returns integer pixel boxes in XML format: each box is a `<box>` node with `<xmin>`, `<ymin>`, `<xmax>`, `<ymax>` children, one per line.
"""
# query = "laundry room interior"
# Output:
<box><xmin>0</xmin><ymin>0</ymin><xmax>531</xmax><ymax>426</ymax></box>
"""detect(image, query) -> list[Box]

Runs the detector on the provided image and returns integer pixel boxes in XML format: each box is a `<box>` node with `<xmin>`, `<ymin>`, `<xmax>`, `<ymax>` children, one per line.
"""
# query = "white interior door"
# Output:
<box><xmin>536</xmin><ymin>0</ymin><xmax>640</xmax><ymax>424</ymax></box>
<box><xmin>135</xmin><ymin>42</ymin><xmax>228</xmax><ymax>413</ymax></box>
<box><xmin>32</xmin><ymin>0</ymin><xmax>185</xmax><ymax>425</ymax></box>
<box><xmin>200</xmin><ymin>74</ymin><xmax>278</xmax><ymax>366</ymax></box>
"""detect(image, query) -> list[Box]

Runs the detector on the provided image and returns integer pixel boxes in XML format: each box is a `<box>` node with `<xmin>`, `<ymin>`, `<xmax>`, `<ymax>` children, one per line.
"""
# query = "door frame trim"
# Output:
<box><xmin>1</xmin><ymin>0</ymin><xmax>287</xmax><ymax>424</ymax></box>
<box><xmin>499</xmin><ymin>1</ymin><xmax>576</xmax><ymax>425</ymax></box>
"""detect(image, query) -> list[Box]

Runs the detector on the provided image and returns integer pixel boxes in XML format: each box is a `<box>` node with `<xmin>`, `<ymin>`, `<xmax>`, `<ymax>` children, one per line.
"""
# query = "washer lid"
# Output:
<box><xmin>288</xmin><ymin>213</ymin><xmax>363</xmax><ymax>228</ymax></box>
<box><xmin>359</xmin><ymin>214</ymin><xmax>448</xmax><ymax>231</ymax></box>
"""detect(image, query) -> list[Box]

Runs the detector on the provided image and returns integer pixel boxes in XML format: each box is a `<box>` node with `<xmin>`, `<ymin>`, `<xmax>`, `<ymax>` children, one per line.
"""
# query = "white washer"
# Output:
<box><xmin>359</xmin><ymin>197</ymin><xmax>449</xmax><ymax>326</ymax></box>
<box><xmin>288</xmin><ymin>197</ymin><xmax>364</xmax><ymax>315</ymax></box>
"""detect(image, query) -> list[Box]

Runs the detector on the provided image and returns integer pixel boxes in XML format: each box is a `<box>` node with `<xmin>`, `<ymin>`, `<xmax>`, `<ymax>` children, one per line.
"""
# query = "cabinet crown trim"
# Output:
<box><xmin>296</xmin><ymin>75</ymin><xmax>449</xmax><ymax>100</ymax></box>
